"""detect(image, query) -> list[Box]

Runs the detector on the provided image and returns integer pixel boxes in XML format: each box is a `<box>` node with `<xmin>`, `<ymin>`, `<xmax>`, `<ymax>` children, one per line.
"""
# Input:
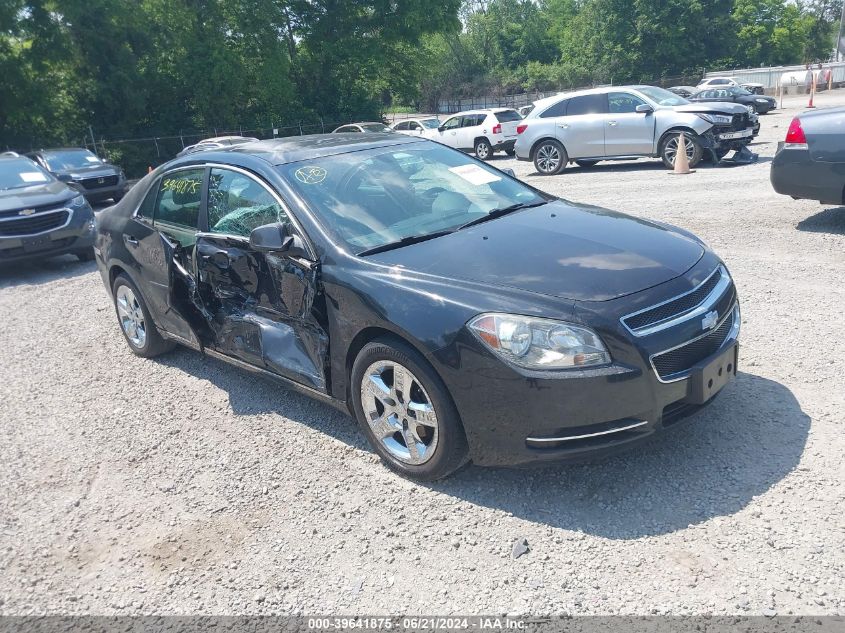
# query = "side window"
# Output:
<box><xmin>335</xmin><ymin>126</ymin><xmax>353</xmax><ymax>133</ymax></box>
<box><xmin>154</xmin><ymin>168</ymin><xmax>204</xmax><ymax>231</ymax></box>
<box><xmin>461</xmin><ymin>114</ymin><xmax>479</xmax><ymax>128</ymax></box>
<box><xmin>394</xmin><ymin>121</ymin><xmax>408</xmax><ymax>131</ymax></box>
<box><xmin>136</xmin><ymin>178</ymin><xmax>159</xmax><ymax>219</ymax></box>
<box><xmin>566</xmin><ymin>94</ymin><xmax>608</xmax><ymax>116</ymax></box>
<box><xmin>408</xmin><ymin>121</ymin><xmax>421</xmax><ymax>131</ymax></box>
<box><xmin>540</xmin><ymin>99</ymin><xmax>568</xmax><ymax>118</ymax></box>
<box><xmin>608</xmin><ymin>92</ymin><xmax>646</xmax><ymax>114</ymax></box>
<box><xmin>442</xmin><ymin>116</ymin><xmax>461</xmax><ymax>130</ymax></box>
<box><xmin>207</xmin><ymin>168</ymin><xmax>288</xmax><ymax>238</ymax></box>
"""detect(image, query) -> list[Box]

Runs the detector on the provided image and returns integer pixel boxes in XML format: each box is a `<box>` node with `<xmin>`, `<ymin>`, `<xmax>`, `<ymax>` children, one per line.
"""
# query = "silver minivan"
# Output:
<box><xmin>514</xmin><ymin>86</ymin><xmax>756</xmax><ymax>175</ymax></box>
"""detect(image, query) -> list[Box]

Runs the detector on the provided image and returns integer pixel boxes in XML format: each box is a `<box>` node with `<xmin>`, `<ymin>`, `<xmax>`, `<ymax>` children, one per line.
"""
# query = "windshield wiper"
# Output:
<box><xmin>456</xmin><ymin>200</ymin><xmax>548</xmax><ymax>231</ymax></box>
<box><xmin>357</xmin><ymin>229</ymin><xmax>454</xmax><ymax>256</ymax></box>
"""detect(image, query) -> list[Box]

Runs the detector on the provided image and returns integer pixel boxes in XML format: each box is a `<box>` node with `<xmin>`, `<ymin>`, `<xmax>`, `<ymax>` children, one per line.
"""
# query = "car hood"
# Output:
<box><xmin>671</xmin><ymin>102</ymin><xmax>750</xmax><ymax>115</ymax></box>
<box><xmin>0</xmin><ymin>180</ymin><xmax>76</xmax><ymax>213</ymax></box>
<box><xmin>53</xmin><ymin>163</ymin><xmax>120</xmax><ymax>178</ymax></box>
<box><xmin>368</xmin><ymin>200</ymin><xmax>705</xmax><ymax>302</ymax></box>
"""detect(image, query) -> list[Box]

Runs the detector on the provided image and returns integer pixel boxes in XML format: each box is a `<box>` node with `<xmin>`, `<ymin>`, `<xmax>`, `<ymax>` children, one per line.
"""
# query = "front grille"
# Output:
<box><xmin>624</xmin><ymin>268</ymin><xmax>723</xmax><ymax>331</ymax></box>
<box><xmin>79</xmin><ymin>175</ymin><xmax>118</xmax><ymax>189</ymax></box>
<box><xmin>651</xmin><ymin>308</ymin><xmax>736</xmax><ymax>380</ymax></box>
<box><xmin>0</xmin><ymin>210</ymin><xmax>69</xmax><ymax>236</ymax></box>
<box><xmin>0</xmin><ymin>200</ymin><xmax>72</xmax><ymax>219</ymax></box>
<box><xmin>731</xmin><ymin>113</ymin><xmax>748</xmax><ymax>131</ymax></box>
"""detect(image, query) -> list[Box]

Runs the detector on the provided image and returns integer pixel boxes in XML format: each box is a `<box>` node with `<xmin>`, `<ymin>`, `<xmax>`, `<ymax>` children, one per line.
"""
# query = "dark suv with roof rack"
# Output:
<box><xmin>27</xmin><ymin>148</ymin><xmax>127</xmax><ymax>204</ymax></box>
<box><xmin>0</xmin><ymin>154</ymin><xmax>96</xmax><ymax>263</ymax></box>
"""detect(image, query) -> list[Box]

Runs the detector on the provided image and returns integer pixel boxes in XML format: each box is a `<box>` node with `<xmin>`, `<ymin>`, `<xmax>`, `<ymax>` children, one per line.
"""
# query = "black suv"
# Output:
<box><xmin>0</xmin><ymin>155</ymin><xmax>96</xmax><ymax>263</ymax></box>
<box><xmin>27</xmin><ymin>148</ymin><xmax>127</xmax><ymax>203</ymax></box>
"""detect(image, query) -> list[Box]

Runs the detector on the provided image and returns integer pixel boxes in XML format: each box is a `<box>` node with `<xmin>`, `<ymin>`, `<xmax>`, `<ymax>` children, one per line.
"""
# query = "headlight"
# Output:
<box><xmin>696</xmin><ymin>113</ymin><xmax>733</xmax><ymax>125</ymax></box>
<box><xmin>70</xmin><ymin>195</ymin><xmax>87</xmax><ymax>207</ymax></box>
<box><xmin>467</xmin><ymin>313</ymin><xmax>611</xmax><ymax>370</ymax></box>
<box><xmin>755</xmin><ymin>98</ymin><xmax>768</xmax><ymax>103</ymax></box>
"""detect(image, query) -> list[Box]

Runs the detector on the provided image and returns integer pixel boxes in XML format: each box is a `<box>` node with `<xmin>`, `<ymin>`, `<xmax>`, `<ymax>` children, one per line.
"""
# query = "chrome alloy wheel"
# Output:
<box><xmin>360</xmin><ymin>361</ymin><xmax>439</xmax><ymax>465</ymax></box>
<box><xmin>116</xmin><ymin>285</ymin><xmax>146</xmax><ymax>348</ymax></box>
<box><xmin>536</xmin><ymin>143</ymin><xmax>562</xmax><ymax>173</ymax></box>
<box><xmin>475</xmin><ymin>142</ymin><xmax>491</xmax><ymax>160</ymax></box>
<box><xmin>663</xmin><ymin>135</ymin><xmax>696</xmax><ymax>164</ymax></box>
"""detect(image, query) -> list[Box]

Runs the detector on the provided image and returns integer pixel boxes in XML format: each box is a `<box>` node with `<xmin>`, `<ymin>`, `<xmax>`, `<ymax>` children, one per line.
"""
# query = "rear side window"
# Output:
<box><xmin>136</xmin><ymin>179</ymin><xmax>159</xmax><ymax>219</ymax></box>
<box><xmin>154</xmin><ymin>168</ymin><xmax>204</xmax><ymax>230</ymax></box>
<box><xmin>494</xmin><ymin>110</ymin><xmax>521</xmax><ymax>122</ymax></box>
<box><xmin>566</xmin><ymin>94</ymin><xmax>607</xmax><ymax>116</ymax></box>
<box><xmin>462</xmin><ymin>114</ymin><xmax>484</xmax><ymax>127</ymax></box>
<box><xmin>207</xmin><ymin>168</ymin><xmax>288</xmax><ymax>238</ymax></box>
<box><xmin>394</xmin><ymin>121</ymin><xmax>409</xmax><ymax>131</ymax></box>
<box><xmin>540</xmin><ymin>99</ymin><xmax>568</xmax><ymax>118</ymax></box>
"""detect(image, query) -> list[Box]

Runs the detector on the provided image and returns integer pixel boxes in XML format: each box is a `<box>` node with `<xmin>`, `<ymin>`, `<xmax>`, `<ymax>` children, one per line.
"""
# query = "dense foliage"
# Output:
<box><xmin>1</xmin><ymin>0</ymin><xmax>841</xmax><ymax>166</ymax></box>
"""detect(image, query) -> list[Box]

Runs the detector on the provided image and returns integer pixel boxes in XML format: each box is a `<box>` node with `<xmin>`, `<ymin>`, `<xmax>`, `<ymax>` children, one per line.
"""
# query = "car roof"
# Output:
<box><xmin>217</xmin><ymin>133</ymin><xmax>424</xmax><ymax>165</ymax></box>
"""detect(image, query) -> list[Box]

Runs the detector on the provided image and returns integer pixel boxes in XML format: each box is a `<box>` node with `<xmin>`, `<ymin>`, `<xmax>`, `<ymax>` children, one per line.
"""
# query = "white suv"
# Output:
<box><xmin>430</xmin><ymin>109</ymin><xmax>521</xmax><ymax>159</ymax></box>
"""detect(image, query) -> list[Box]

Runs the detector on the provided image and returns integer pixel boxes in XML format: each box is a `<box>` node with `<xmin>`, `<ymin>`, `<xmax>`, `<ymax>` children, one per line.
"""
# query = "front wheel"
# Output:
<box><xmin>533</xmin><ymin>139</ymin><xmax>568</xmax><ymax>175</ymax></box>
<box><xmin>74</xmin><ymin>248</ymin><xmax>95</xmax><ymax>262</ymax></box>
<box><xmin>474</xmin><ymin>138</ymin><xmax>492</xmax><ymax>160</ymax></box>
<box><xmin>351</xmin><ymin>338</ymin><xmax>469</xmax><ymax>481</ymax></box>
<box><xmin>659</xmin><ymin>132</ymin><xmax>703</xmax><ymax>169</ymax></box>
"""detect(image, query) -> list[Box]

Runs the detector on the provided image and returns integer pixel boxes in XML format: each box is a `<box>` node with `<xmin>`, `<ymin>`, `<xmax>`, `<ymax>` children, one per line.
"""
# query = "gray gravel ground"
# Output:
<box><xmin>1</xmin><ymin>91</ymin><xmax>843</xmax><ymax>617</ymax></box>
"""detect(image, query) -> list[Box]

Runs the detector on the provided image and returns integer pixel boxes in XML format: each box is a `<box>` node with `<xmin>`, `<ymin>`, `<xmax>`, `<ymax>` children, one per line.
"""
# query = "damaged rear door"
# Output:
<box><xmin>194</xmin><ymin>166</ymin><xmax>328</xmax><ymax>392</ymax></box>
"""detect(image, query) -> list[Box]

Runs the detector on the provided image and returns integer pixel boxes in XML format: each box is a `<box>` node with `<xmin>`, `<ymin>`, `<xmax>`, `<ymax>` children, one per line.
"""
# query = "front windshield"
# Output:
<box><xmin>420</xmin><ymin>118</ymin><xmax>441</xmax><ymax>129</ymax></box>
<box><xmin>0</xmin><ymin>158</ymin><xmax>54</xmax><ymax>190</ymax></box>
<box><xmin>636</xmin><ymin>86</ymin><xmax>690</xmax><ymax>106</ymax></box>
<box><xmin>42</xmin><ymin>149</ymin><xmax>103</xmax><ymax>171</ymax></box>
<box><xmin>280</xmin><ymin>143</ymin><xmax>546</xmax><ymax>253</ymax></box>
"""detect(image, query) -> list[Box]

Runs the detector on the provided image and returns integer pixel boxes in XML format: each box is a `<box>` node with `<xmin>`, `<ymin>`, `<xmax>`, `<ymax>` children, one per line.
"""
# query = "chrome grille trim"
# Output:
<box><xmin>621</xmin><ymin>265</ymin><xmax>731</xmax><ymax>336</ymax></box>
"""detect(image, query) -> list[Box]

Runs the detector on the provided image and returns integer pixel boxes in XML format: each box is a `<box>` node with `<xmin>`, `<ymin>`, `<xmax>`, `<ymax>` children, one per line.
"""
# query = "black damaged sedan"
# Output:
<box><xmin>95</xmin><ymin>134</ymin><xmax>740</xmax><ymax>480</ymax></box>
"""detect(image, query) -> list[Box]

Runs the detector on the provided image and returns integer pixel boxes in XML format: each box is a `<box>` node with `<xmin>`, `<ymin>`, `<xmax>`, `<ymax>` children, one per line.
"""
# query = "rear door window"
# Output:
<box><xmin>154</xmin><ymin>168</ymin><xmax>204</xmax><ymax>242</ymax></box>
<box><xmin>566</xmin><ymin>94</ymin><xmax>608</xmax><ymax>116</ymax></box>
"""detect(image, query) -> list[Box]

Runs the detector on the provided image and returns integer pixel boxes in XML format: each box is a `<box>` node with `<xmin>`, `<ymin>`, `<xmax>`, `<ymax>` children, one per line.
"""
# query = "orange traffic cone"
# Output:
<box><xmin>669</xmin><ymin>133</ymin><xmax>694</xmax><ymax>175</ymax></box>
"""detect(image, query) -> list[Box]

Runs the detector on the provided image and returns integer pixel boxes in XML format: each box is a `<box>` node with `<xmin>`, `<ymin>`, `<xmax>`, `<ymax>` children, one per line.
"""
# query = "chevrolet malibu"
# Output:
<box><xmin>95</xmin><ymin>134</ymin><xmax>740</xmax><ymax>480</ymax></box>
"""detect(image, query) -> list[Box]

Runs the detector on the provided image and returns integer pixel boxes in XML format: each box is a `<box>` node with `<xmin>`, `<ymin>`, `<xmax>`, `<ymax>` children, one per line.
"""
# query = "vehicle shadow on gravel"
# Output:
<box><xmin>0</xmin><ymin>257</ymin><xmax>95</xmax><ymax>290</ymax></box>
<box><xmin>432</xmin><ymin>371</ymin><xmax>810</xmax><ymax>538</ymax></box>
<box><xmin>796</xmin><ymin>207</ymin><xmax>845</xmax><ymax>235</ymax></box>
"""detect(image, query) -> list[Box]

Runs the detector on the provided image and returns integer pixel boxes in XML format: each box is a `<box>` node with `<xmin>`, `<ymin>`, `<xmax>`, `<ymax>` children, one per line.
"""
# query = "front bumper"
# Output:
<box><xmin>431</xmin><ymin>255</ymin><xmax>741</xmax><ymax>466</ymax></box>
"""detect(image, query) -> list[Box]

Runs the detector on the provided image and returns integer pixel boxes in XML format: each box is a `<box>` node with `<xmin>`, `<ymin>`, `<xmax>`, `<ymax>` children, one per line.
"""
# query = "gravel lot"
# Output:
<box><xmin>1</xmin><ymin>91</ymin><xmax>843</xmax><ymax>617</ymax></box>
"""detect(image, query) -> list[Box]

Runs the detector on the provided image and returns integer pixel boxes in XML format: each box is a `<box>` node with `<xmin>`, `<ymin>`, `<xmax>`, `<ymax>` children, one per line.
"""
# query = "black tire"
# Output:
<box><xmin>659</xmin><ymin>131</ymin><xmax>703</xmax><ymax>169</ymax></box>
<box><xmin>532</xmin><ymin>139</ymin><xmax>568</xmax><ymax>175</ymax></box>
<box><xmin>474</xmin><ymin>138</ymin><xmax>493</xmax><ymax>160</ymax></box>
<box><xmin>505</xmin><ymin>148</ymin><xmax>516</xmax><ymax>157</ymax></box>
<box><xmin>351</xmin><ymin>337</ymin><xmax>469</xmax><ymax>481</ymax></box>
<box><xmin>575</xmin><ymin>160</ymin><xmax>599</xmax><ymax>168</ymax></box>
<box><xmin>111</xmin><ymin>273</ymin><xmax>175</xmax><ymax>358</ymax></box>
<box><xmin>74</xmin><ymin>248</ymin><xmax>95</xmax><ymax>262</ymax></box>
<box><xmin>112</xmin><ymin>192</ymin><xmax>124</xmax><ymax>202</ymax></box>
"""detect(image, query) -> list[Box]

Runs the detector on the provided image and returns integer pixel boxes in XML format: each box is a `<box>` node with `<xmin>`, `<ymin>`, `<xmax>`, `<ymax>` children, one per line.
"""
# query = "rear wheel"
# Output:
<box><xmin>351</xmin><ymin>338</ymin><xmax>469</xmax><ymax>481</ymax></box>
<box><xmin>474</xmin><ymin>138</ymin><xmax>492</xmax><ymax>160</ymax></box>
<box><xmin>111</xmin><ymin>274</ymin><xmax>175</xmax><ymax>358</ymax></box>
<box><xmin>533</xmin><ymin>139</ymin><xmax>568</xmax><ymax>175</ymax></box>
<box><xmin>659</xmin><ymin>131</ymin><xmax>703</xmax><ymax>169</ymax></box>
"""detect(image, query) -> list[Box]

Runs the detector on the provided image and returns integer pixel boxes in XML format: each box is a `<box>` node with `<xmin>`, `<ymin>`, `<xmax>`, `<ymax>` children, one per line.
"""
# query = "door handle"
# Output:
<box><xmin>124</xmin><ymin>235</ymin><xmax>138</xmax><ymax>246</ymax></box>
<box><xmin>557</xmin><ymin>123</ymin><xmax>569</xmax><ymax>129</ymax></box>
<box><xmin>608</xmin><ymin>121</ymin><xmax>618</xmax><ymax>127</ymax></box>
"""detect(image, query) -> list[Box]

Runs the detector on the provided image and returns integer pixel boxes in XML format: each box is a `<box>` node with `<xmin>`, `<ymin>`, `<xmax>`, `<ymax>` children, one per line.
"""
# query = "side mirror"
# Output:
<box><xmin>437</xmin><ymin>126</ymin><xmax>445</xmax><ymax>132</ymax></box>
<box><xmin>249</xmin><ymin>223</ymin><xmax>308</xmax><ymax>258</ymax></box>
<box><xmin>636</xmin><ymin>104</ymin><xmax>654</xmax><ymax>114</ymax></box>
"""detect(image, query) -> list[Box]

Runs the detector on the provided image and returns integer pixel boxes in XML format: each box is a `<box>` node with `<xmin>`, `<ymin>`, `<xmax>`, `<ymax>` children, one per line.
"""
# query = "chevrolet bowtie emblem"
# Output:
<box><xmin>18</xmin><ymin>208</ymin><xmax>36</xmax><ymax>216</ymax></box>
<box><xmin>701</xmin><ymin>310</ymin><xmax>719</xmax><ymax>331</ymax></box>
